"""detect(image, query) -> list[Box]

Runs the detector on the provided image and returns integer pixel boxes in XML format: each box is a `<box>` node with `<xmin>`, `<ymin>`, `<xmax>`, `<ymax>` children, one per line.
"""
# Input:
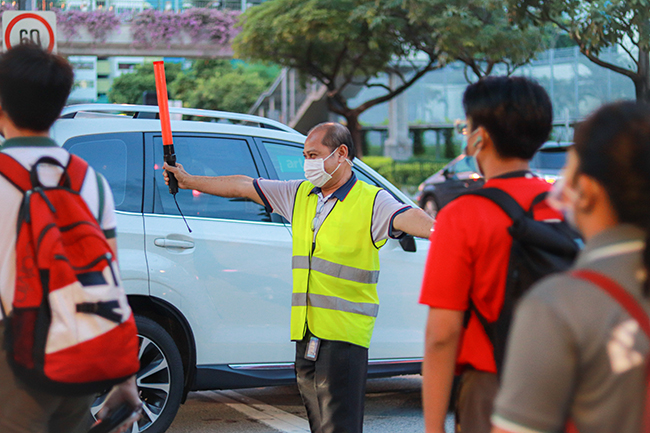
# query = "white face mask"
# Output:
<box><xmin>304</xmin><ymin>147</ymin><xmax>344</xmax><ymax>187</ymax></box>
<box><xmin>547</xmin><ymin>174</ymin><xmax>580</xmax><ymax>229</ymax></box>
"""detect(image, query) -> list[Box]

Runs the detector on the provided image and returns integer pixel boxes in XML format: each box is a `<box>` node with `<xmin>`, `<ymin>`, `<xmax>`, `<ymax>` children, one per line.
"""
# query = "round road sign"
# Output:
<box><xmin>3</xmin><ymin>12</ymin><xmax>56</xmax><ymax>52</ymax></box>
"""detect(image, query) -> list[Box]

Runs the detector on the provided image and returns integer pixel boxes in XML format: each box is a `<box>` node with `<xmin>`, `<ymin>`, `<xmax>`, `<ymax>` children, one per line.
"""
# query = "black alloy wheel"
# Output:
<box><xmin>91</xmin><ymin>316</ymin><xmax>184</xmax><ymax>433</ymax></box>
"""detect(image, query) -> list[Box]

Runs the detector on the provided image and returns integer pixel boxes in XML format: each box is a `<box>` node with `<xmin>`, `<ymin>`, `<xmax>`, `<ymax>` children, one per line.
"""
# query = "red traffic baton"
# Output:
<box><xmin>153</xmin><ymin>61</ymin><xmax>178</xmax><ymax>195</ymax></box>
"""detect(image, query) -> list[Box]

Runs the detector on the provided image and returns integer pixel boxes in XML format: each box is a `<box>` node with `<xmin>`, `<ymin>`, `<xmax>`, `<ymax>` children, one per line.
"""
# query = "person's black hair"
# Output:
<box><xmin>0</xmin><ymin>44</ymin><xmax>74</xmax><ymax>132</ymax></box>
<box><xmin>308</xmin><ymin>122</ymin><xmax>356</xmax><ymax>160</ymax></box>
<box><xmin>573</xmin><ymin>101</ymin><xmax>650</xmax><ymax>296</ymax></box>
<box><xmin>463</xmin><ymin>76</ymin><xmax>553</xmax><ymax>160</ymax></box>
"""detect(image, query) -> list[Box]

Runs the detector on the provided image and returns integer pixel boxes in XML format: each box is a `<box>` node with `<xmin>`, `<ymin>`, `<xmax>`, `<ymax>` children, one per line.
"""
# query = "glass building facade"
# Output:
<box><xmin>350</xmin><ymin>45</ymin><xmax>637</xmax><ymax>130</ymax></box>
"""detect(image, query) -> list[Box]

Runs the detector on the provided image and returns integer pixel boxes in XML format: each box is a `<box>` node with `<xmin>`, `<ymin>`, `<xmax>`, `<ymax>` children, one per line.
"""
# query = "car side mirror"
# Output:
<box><xmin>443</xmin><ymin>168</ymin><xmax>451</xmax><ymax>179</ymax></box>
<box><xmin>399</xmin><ymin>235</ymin><xmax>416</xmax><ymax>253</ymax></box>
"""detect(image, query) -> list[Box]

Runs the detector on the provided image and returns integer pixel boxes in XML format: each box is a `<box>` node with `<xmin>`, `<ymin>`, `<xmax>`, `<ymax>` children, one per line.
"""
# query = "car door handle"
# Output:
<box><xmin>154</xmin><ymin>238</ymin><xmax>195</xmax><ymax>249</ymax></box>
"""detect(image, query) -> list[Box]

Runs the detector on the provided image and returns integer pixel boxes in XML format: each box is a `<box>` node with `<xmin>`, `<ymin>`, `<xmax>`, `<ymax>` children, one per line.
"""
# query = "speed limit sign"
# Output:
<box><xmin>2</xmin><ymin>11</ymin><xmax>57</xmax><ymax>53</ymax></box>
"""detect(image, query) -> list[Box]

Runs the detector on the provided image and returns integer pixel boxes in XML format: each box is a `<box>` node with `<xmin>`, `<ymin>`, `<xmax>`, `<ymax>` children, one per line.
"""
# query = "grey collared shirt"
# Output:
<box><xmin>493</xmin><ymin>224</ymin><xmax>649</xmax><ymax>433</ymax></box>
<box><xmin>254</xmin><ymin>176</ymin><xmax>410</xmax><ymax>243</ymax></box>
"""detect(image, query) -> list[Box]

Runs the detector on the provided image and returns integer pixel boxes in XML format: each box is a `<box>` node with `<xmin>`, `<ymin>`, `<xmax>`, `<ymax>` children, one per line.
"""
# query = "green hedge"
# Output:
<box><xmin>362</xmin><ymin>156</ymin><xmax>448</xmax><ymax>189</ymax></box>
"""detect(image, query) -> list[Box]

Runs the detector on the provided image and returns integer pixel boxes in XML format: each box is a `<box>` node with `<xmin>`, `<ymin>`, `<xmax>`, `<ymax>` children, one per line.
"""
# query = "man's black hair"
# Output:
<box><xmin>308</xmin><ymin>122</ymin><xmax>356</xmax><ymax>160</ymax></box>
<box><xmin>573</xmin><ymin>101</ymin><xmax>650</xmax><ymax>296</ymax></box>
<box><xmin>0</xmin><ymin>44</ymin><xmax>74</xmax><ymax>132</ymax></box>
<box><xmin>463</xmin><ymin>76</ymin><xmax>553</xmax><ymax>160</ymax></box>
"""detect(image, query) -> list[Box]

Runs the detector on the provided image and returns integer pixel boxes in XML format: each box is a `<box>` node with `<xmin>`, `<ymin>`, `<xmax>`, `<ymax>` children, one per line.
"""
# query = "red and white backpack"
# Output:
<box><xmin>0</xmin><ymin>152</ymin><xmax>139</xmax><ymax>395</ymax></box>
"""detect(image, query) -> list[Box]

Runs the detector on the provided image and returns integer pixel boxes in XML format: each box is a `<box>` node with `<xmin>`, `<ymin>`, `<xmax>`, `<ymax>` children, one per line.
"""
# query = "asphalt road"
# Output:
<box><xmin>166</xmin><ymin>375</ymin><xmax>454</xmax><ymax>433</ymax></box>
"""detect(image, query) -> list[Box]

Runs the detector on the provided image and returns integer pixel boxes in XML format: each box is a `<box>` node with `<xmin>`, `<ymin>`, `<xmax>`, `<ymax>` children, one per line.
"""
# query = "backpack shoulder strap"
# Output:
<box><xmin>65</xmin><ymin>154</ymin><xmax>89</xmax><ymax>192</ymax></box>
<box><xmin>95</xmin><ymin>170</ymin><xmax>105</xmax><ymax>226</ymax></box>
<box><xmin>528</xmin><ymin>191</ymin><xmax>548</xmax><ymax>213</ymax></box>
<box><xmin>569</xmin><ymin>269</ymin><xmax>650</xmax><ymax>433</ymax></box>
<box><xmin>463</xmin><ymin>187</ymin><xmax>526</xmax><ymax>222</ymax></box>
<box><xmin>0</xmin><ymin>153</ymin><xmax>31</xmax><ymax>192</ymax></box>
<box><xmin>571</xmin><ymin>269</ymin><xmax>650</xmax><ymax>338</ymax></box>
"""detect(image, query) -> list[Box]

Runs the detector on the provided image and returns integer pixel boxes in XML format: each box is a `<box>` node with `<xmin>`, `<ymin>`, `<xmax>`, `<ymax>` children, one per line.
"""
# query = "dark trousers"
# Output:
<box><xmin>455</xmin><ymin>370</ymin><xmax>499</xmax><ymax>433</ymax></box>
<box><xmin>0</xmin><ymin>321</ymin><xmax>94</xmax><ymax>433</ymax></box>
<box><xmin>295</xmin><ymin>331</ymin><xmax>369</xmax><ymax>433</ymax></box>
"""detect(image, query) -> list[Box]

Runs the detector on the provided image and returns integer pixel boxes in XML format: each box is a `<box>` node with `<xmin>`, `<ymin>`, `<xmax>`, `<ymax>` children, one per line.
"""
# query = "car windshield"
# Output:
<box><xmin>530</xmin><ymin>148</ymin><xmax>567</xmax><ymax>170</ymax></box>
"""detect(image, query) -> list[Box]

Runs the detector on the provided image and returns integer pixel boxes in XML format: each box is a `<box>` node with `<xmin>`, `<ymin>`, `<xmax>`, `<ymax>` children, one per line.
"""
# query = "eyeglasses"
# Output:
<box><xmin>454</xmin><ymin>120</ymin><xmax>468</xmax><ymax>136</ymax></box>
<box><xmin>311</xmin><ymin>200</ymin><xmax>327</xmax><ymax>232</ymax></box>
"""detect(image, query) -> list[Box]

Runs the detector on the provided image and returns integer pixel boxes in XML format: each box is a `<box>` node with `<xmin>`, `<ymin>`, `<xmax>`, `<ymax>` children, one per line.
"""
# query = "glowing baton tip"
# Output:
<box><xmin>154</xmin><ymin>61</ymin><xmax>173</xmax><ymax>148</ymax></box>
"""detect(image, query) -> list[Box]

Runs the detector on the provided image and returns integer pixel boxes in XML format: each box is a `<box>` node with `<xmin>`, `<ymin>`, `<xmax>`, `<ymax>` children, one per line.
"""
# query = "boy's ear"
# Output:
<box><xmin>576</xmin><ymin>174</ymin><xmax>603</xmax><ymax>214</ymax></box>
<box><xmin>478</xmin><ymin>126</ymin><xmax>493</xmax><ymax>151</ymax></box>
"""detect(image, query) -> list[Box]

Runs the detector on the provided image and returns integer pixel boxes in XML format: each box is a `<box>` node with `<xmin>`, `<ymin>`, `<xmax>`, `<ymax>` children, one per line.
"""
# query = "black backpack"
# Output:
<box><xmin>464</xmin><ymin>187</ymin><xmax>581</xmax><ymax>373</ymax></box>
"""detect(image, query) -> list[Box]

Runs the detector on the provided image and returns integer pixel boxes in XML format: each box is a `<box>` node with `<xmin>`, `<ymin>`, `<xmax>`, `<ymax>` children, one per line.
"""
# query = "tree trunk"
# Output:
<box><xmin>326</xmin><ymin>95</ymin><xmax>364</xmax><ymax>159</ymax></box>
<box><xmin>344</xmin><ymin>113</ymin><xmax>364</xmax><ymax>160</ymax></box>
<box><xmin>636</xmin><ymin>48</ymin><xmax>650</xmax><ymax>102</ymax></box>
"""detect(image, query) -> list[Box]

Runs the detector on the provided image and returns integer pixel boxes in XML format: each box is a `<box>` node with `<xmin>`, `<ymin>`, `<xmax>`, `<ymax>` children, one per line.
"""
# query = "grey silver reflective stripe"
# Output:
<box><xmin>292</xmin><ymin>256</ymin><xmax>310</xmax><ymax>270</ymax></box>
<box><xmin>292</xmin><ymin>292</ymin><xmax>308</xmax><ymax>307</ymax></box>
<box><xmin>291</xmin><ymin>256</ymin><xmax>380</xmax><ymax>285</ymax></box>
<box><xmin>291</xmin><ymin>293</ymin><xmax>379</xmax><ymax>317</ymax></box>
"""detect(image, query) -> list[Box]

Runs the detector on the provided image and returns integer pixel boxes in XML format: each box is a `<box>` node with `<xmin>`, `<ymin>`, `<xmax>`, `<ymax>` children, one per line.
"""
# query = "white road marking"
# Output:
<box><xmin>197</xmin><ymin>390</ymin><xmax>311</xmax><ymax>433</ymax></box>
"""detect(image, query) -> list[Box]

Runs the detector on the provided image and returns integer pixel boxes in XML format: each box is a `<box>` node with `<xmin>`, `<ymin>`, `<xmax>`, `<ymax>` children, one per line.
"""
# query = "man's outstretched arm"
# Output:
<box><xmin>163</xmin><ymin>162</ymin><xmax>263</xmax><ymax>206</ymax></box>
<box><xmin>392</xmin><ymin>207</ymin><xmax>434</xmax><ymax>239</ymax></box>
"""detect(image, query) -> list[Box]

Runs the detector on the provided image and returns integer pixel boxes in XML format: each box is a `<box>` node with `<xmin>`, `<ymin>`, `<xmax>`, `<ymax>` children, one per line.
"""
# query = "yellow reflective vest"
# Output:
<box><xmin>290</xmin><ymin>179</ymin><xmax>386</xmax><ymax>348</ymax></box>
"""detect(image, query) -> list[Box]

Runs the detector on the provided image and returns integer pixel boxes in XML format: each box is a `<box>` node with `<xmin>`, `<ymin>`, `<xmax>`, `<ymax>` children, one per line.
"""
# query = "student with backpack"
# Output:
<box><xmin>491</xmin><ymin>102</ymin><xmax>650</xmax><ymax>433</ymax></box>
<box><xmin>419</xmin><ymin>76</ymin><xmax>578</xmax><ymax>433</ymax></box>
<box><xmin>0</xmin><ymin>45</ymin><xmax>140</xmax><ymax>433</ymax></box>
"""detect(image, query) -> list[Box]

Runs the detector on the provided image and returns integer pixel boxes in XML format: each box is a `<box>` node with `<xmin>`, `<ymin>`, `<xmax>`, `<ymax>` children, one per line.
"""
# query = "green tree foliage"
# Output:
<box><xmin>233</xmin><ymin>0</ymin><xmax>441</xmax><ymax>158</ymax></box>
<box><xmin>108</xmin><ymin>60</ymin><xmax>279</xmax><ymax>113</ymax></box>
<box><xmin>172</xmin><ymin>60</ymin><xmax>279</xmax><ymax>113</ymax></box>
<box><xmin>394</xmin><ymin>0</ymin><xmax>548</xmax><ymax>81</ymax></box>
<box><xmin>233</xmin><ymin>0</ymin><xmax>549</xmax><ymax>158</ymax></box>
<box><xmin>108</xmin><ymin>63</ymin><xmax>182</xmax><ymax>104</ymax></box>
<box><xmin>508</xmin><ymin>0</ymin><xmax>650</xmax><ymax>101</ymax></box>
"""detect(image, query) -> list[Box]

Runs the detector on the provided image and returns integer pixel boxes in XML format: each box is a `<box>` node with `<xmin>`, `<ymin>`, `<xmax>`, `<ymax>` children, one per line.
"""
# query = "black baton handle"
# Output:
<box><xmin>165</xmin><ymin>153</ymin><xmax>179</xmax><ymax>195</ymax></box>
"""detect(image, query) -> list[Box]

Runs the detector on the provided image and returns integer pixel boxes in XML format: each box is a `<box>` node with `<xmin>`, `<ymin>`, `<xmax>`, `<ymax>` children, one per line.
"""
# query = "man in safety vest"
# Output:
<box><xmin>164</xmin><ymin>122</ymin><xmax>433</xmax><ymax>433</ymax></box>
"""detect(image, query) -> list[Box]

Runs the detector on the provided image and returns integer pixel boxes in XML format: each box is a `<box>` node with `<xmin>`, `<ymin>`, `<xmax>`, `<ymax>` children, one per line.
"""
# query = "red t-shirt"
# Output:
<box><xmin>419</xmin><ymin>173</ymin><xmax>562</xmax><ymax>373</ymax></box>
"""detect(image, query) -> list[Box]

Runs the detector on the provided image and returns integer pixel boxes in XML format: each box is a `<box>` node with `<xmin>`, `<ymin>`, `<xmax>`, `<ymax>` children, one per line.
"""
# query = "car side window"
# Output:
<box><xmin>153</xmin><ymin>135</ymin><xmax>270</xmax><ymax>222</ymax></box>
<box><xmin>454</xmin><ymin>157</ymin><xmax>474</xmax><ymax>174</ymax></box>
<box><xmin>263</xmin><ymin>142</ymin><xmax>305</xmax><ymax>181</ymax></box>
<box><xmin>65</xmin><ymin>132</ymin><xmax>143</xmax><ymax>213</ymax></box>
<box><xmin>262</xmin><ymin>141</ymin><xmax>381</xmax><ymax>187</ymax></box>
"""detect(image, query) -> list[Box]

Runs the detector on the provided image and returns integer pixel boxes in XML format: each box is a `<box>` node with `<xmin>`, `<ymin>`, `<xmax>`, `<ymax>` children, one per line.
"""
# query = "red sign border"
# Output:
<box><xmin>4</xmin><ymin>13</ymin><xmax>55</xmax><ymax>52</ymax></box>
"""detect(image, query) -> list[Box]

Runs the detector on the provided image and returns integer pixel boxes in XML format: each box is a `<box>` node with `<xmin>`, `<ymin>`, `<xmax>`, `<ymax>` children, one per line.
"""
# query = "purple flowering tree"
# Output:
<box><xmin>0</xmin><ymin>3</ymin><xmax>17</xmax><ymax>13</ymax></box>
<box><xmin>52</xmin><ymin>8</ymin><xmax>239</xmax><ymax>46</ymax></box>
<box><xmin>56</xmin><ymin>9</ymin><xmax>120</xmax><ymax>41</ymax></box>
<box><xmin>84</xmin><ymin>10</ymin><xmax>121</xmax><ymax>41</ymax></box>
<box><xmin>130</xmin><ymin>9</ymin><xmax>183</xmax><ymax>47</ymax></box>
<box><xmin>181</xmin><ymin>9</ymin><xmax>240</xmax><ymax>45</ymax></box>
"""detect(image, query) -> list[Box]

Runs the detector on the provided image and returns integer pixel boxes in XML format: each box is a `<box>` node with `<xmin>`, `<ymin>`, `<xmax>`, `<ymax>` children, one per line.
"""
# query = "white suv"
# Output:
<box><xmin>51</xmin><ymin>104</ymin><xmax>429</xmax><ymax>433</ymax></box>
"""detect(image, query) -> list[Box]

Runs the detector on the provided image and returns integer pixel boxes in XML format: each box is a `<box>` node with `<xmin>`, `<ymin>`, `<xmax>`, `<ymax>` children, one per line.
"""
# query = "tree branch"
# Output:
<box><xmin>330</xmin><ymin>44</ymin><xmax>350</xmax><ymax>82</ymax></box>
<box><xmin>484</xmin><ymin>61</ymin><xmax>495</xmax><ymax>77</ymax></box>
<box><xmin>364</xmin><ymin>82</ymin><xmax>392</xmax><ymax>92</ymax></box>
<box><xmin>353</xmin><ymin>59</ymin><xmax>440</xmax><ymax>114</ymax></box>
<box><xmin>582</xmin><ymin>49</ymin><xmax>640</xmax><ymax>80</ymax></box>
<box><xmin>527</xmin><ymin>11</ymin><xmax>640</xmax><ymax>81</ymax></box>
<box><xmin>618</xmin><ymin>41</ymin><xmax>639</xmax><ymax>67</ymax></box>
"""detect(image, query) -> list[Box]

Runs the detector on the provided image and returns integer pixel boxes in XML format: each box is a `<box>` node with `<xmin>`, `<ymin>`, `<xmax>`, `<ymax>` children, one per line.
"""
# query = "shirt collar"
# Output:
<box><xmin>490</xmin><ymin>170</ymin><xmax>534</xmax><ymax>180</ymax></box>
<box><xmin>309</xmin><ymin>172</ymin><xmax>357</xmax><ymax>202</ymax></box>
<box><xmin>1</xmin><ymin>136</ymin><xmax>58</xmax><ymax>150</ymax></box>
<box><xmin>576</xmin><ymin>224</ymin><xmax>647</xmax><ymax>267</ymax></box>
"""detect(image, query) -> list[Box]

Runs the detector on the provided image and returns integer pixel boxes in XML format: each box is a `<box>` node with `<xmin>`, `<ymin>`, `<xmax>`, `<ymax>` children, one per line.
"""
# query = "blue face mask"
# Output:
<box><xmin>547</xmin><ymin>175</ymin><xmax>580</xmax><ymax>230</ymax></box>
<box><xmin>465</xmin><ymin>129</ymin><xmax>483</xmax><ymax>177</ymax></box>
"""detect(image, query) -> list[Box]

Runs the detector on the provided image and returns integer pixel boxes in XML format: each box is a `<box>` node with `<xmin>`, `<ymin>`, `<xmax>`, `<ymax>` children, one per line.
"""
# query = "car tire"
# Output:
<box><xmin>422</xmin><ymin>196</ymin><xmax>439</xmax><ymax>218</ymax></box>
<box><xmin>91</xmin><ymin>315</ymin><xmax>184</xmax><ymax>433</ymax></box>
